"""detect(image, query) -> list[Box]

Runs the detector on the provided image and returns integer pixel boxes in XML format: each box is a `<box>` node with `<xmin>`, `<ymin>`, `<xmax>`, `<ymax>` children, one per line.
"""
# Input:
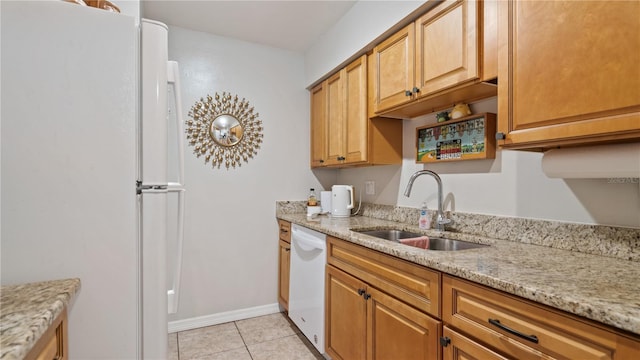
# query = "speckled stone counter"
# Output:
<box><xmin>1</xmin><ymin>278</ymin><xmax>80</xmax><ymax>360</ymax></box>
<box><xmin>276</xmin><ymin>203</ymin><xmax>640</xmax><ymax>336</ymax></box>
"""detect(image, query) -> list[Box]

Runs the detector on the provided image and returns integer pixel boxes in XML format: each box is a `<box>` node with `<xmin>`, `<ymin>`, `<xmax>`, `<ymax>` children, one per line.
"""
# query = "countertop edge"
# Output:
<box><xmin>0</xmin><ymin>278</ymin><xmax>81</xmax><ymax>360</ymax></box>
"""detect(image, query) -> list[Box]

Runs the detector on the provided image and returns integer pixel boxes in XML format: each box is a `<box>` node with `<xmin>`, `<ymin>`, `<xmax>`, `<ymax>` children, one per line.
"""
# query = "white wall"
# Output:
<box><xmin>337</xmin><ymin>97</ymin><xmax>640</xmax><ymax>228</ymax></box>
<box><xmin>168</xmin><ymin>26</ymin><xmax>336</xmax><ymax>321</ymax></box>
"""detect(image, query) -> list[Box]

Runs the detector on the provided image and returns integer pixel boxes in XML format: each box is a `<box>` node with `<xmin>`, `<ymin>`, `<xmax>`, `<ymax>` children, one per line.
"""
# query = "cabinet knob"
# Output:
<box><xmin>412</xmin><ymin>87</ymin><xmax>420</xmax><ymax>94</ymax></box>
<box><xmin>495</xmin><ymin>132</ymin><xmax>506</xmax><ymax>140</ymax></box>
<box><xmin>405</xmin><ymin>90</ymin><xmax>412</xmax><ymax>97</ymax></box>
<box><xmin>337</xmin><ymin>156</ymin><xmax>346</xmax><ymax>161</ymax></box>
<box><xmin>439</xmin><ymin>337</ymin><xmax>451</xmax><ymax>347</ymax></box>
<box><xmin>285</xmin><ymin>248</ymin><xmax>290</xmax><ymax>252</ymax></box>
<box><xmin>357</xmin><ymin>289</ymin><xmax>365</xmax><ymax>296</ymax></box>
<box><xmin>319</xmin><ymin>159</ymin><xmax>324</xmax><ymax>163</ymax></box>
<box><xmin>363</xmin><ymin>293</ymin><xmax>371</xmax><ymax>300</ymax></box>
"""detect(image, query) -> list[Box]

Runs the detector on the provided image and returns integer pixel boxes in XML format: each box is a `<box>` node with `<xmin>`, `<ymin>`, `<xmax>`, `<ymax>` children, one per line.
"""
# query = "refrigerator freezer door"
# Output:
<box><xmin>1</xmin><ymin>1</ymin><xmax>139</xmax><ymax>358</ymax></box>
<box><xmin>141</xmin><ymin>19</ymin><xmax>169</xmax><ymax>186</ymax></box>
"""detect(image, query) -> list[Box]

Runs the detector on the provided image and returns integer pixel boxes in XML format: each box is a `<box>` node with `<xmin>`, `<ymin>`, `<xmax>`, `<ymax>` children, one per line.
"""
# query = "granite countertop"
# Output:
<box><xmin>277</xmin><ymin>212</ymin><xmax>640</xmax><ymax>336</ymax></box>
<box><xmin>1</xmin><ymin>278</ymin><xmax>81</xmax><ymax>360</ymax></box>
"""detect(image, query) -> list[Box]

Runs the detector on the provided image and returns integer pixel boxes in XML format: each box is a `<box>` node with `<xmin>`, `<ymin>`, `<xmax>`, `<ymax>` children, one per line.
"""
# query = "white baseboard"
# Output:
<box><xmin>168</xmin><ymin>303</ymin><xmax>282</xmax><ymax>333</ymax></box>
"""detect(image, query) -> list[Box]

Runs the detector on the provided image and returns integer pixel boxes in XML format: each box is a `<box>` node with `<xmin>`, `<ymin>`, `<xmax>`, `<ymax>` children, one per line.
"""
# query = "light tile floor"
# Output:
<box><xmin>168</xmin><ymin>312</ymin><xmax>325</xmax><ymax>360</ymax></box>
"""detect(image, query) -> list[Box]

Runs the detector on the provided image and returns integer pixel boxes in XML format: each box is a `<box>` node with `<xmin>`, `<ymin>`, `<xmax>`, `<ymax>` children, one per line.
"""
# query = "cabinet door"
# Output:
<box><xmin>372</xmin><ymin>23</ymin><xmax>415</xmax><ymax>113</ymax></box>
<box><xmin>310</xmin><ymin>82</ymin><xmax>327</xmax><ymax>167</ymax></box>
<box><xmin>325</xmin><ymin>71</ymin><xmax>346</xmax><ymax>165</ymax></box>
<box><xmin>498</xmin><ymin>0</ymin><xmax>640</xmax><ymax>149</ymax></box>
<box><xmin>415</xmin><ymin>0</ymin><xmax>478</xmax><ymax>97</ymax></box>
<box><xmin>442</xmin><ymin>326</ymin><xmax>509</xmax><ymax>360</ymax></box>
<box><xmin>277</xmin><ymin>239</ymin><xmax>290</xmax><ymax>310</ymax></box>
<box><xmin>367</xmin><ymin>286</ymin><xmax>441</xmax><ymax>360</ymax></box>
<box><xmin>344</xmin><ymin>55</ymin><xmax>368</xmax><ymax>164</ymax></box>
<box><xmin>326</xmin><ymin>266</ymin><xmax>367</xmax><ymax>360</ymax></box>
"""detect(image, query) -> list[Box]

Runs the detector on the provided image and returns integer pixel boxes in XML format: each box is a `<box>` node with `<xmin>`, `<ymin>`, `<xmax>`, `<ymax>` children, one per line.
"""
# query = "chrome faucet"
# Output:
<box><xmin>404</xmin><ymin>170</ymin><xmax>451</xmax><ymax>231</ymax></box>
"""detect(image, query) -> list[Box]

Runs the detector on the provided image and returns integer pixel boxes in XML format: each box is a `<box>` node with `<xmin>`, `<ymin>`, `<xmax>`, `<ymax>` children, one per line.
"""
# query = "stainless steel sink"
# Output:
<box><xmin>355</xmin><ymin>229</ymin><xmax>487</xmax><ymax>251</ymax></box>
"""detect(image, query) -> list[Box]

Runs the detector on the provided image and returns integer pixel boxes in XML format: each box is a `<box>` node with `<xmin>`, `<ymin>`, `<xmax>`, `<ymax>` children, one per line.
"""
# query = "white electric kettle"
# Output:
<box><xmin>331</xmin><ymin>185</ymin><xmax>354</xmax><ymax>218</ymax></box>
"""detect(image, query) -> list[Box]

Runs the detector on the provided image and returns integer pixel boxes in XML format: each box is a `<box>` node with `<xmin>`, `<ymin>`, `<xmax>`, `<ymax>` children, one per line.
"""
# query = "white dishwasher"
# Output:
<box><xmin>289</xmin><ymin>224</ymin><xmax>327</xmax><ymax>354</ymax></box>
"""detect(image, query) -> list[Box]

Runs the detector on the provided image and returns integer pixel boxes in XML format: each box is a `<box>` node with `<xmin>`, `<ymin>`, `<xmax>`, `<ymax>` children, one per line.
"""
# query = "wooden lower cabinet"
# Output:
<box><xmin>322</xmin><ymin>235</ymin><xmax>640</xmax><ymax>360</ymax></box>
<box><xmin>277</xmin><ymin>220</ymin><xmax>291</xmax><ymax>310</ymax></box>
<box><xmin>278</xmin><ymin>239</ymin><xmax>290</xmax><ymax>310</ymax></box>
<box><xmin>26</xmin><ymin>310</ymin><xmax>68</xmax><ymax>360</ymax></box>
<box><xmin>326</xmin><ymin>265</ymin><xmax>441</xmax><ymax>360</ymax></box>
<box><xmin>442</xmin><ymin>275</ymin><xmax>640</xmax><ymax>360</ymax></box>
<box><xmin>326</xmin><ymin>265</ymin><xmax>368</xmax><ymax>359</ymax></box>
<box><xmin>442</xmin><ymin>326</ymin><xmax>509</xmax><ymax>360</ymax></box>
<box><xmin>368</xmin><ymin>286</ymin><xmax>441</xmax><ymax>360</ymax></box>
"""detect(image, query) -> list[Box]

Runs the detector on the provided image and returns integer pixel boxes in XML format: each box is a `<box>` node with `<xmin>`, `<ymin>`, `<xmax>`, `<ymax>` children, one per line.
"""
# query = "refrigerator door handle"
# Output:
<box><xmin>166</xmin><ymin>184</ymin><xmax>185</xmax><ymax>314</ymax></box>
<box><xmin>167</xmin><ymin>60</ymin><xmax>185</xmax><ymax>314</ymax></box>
<box><xmin>167</xmin><ymin>60</ymin><xmax>185</xmax><ymax>186</ymax></box>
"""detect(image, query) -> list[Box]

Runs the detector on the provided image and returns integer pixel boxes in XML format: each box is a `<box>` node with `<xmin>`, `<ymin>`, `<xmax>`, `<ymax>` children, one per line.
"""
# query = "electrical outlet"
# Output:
<box><xmin>365</xmin><ymin>181</ymin><xmax>375</xmax><ymax>195</ymax></box>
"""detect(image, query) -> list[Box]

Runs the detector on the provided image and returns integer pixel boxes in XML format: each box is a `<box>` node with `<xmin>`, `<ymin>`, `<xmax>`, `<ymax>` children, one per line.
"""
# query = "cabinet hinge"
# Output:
<box><xmin>439</xmin><ymin>336</ymin><xmax>451</xmax><ymax>347</ymax></box>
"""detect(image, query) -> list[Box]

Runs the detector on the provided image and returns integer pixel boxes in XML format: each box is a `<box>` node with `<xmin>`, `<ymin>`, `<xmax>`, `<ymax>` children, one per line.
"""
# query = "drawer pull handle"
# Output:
<box><xmin>488</xmin><ymin>319</ymin><xmax>539</xmax><ymax>344</ymax></box>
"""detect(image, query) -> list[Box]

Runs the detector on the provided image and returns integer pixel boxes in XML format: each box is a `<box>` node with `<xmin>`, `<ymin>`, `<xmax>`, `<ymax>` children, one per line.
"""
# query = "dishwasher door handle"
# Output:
<box><xmin>292</xmin><ymin>230</ymin><xmax>326</xmax><ymax>251</ymax></box>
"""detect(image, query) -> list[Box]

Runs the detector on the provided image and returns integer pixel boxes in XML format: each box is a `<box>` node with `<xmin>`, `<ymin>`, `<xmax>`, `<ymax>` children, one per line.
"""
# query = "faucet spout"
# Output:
<box><xmin>404</xmin><ymin>170</ymin><xmax>451</xmax><ymax>231</ymax></box>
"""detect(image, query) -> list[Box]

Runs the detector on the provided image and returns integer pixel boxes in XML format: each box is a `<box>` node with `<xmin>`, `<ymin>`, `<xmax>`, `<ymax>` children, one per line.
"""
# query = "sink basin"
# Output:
<box><xmin>355</xmin><ymin>229</ymin><xmax>487</xmax><ymax>251</ymax></box>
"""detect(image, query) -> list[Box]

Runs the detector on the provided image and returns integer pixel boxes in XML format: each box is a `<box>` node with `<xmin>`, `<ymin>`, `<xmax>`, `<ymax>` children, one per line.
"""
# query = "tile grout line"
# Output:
<box><xmin>176</xmin><ymin>332</ymin><xmax>181</xmax><ymax>360</ymax></box>
<box><xmin>234</xmin><ymin>320</ymin><xmax>255</xmax><ymax>360</ymax></box>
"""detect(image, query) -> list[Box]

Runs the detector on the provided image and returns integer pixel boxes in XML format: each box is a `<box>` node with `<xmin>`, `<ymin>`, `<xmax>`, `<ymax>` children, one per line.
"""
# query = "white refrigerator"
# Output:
<box><xmin>1</xmin><ymin>1</ymin><xmax>185</xmax><ymax>359</ymax></box>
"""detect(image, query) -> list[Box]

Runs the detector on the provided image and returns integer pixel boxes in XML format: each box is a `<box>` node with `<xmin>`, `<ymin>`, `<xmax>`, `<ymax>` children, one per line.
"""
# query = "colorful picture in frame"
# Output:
<box><xmin>416</xmin><ymin>113</ymin><xmax>496</xmax><ymax>163</ymax></box>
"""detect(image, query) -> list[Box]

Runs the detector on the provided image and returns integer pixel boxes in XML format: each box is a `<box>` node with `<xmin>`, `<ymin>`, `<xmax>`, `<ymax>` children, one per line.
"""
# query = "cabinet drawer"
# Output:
<box><xmin>443</xmin><ymin>275</ymin><xmax>640</xmax><ymax>360</ymax></box>
<box><xmin>327</xmin><ymin>236</ymin><xmax>440</xmax><ymax>317</ymax></box>
<box><xmin>278</xmin><ymin>220</ymin><xmax>291</xmax><ymax>243</ymax></box>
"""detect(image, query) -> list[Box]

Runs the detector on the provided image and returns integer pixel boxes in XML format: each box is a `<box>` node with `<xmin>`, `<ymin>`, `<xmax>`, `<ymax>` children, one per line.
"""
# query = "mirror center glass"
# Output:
<box><xmin>209</xmin><ymin>114</ymin><xmax>244</xmax><ymax>146</ymax></box>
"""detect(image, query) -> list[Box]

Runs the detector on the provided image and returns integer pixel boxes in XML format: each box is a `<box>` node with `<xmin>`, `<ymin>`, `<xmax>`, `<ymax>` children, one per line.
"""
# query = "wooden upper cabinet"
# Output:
<box><xmin>372</xmin><ymin>22</ymin><xmax>415</xmax><ymax>113</ymax></box>
<box><xmin>415</xmin><ymin>0</ymin><xmax>478</xmax><ymax>96</ymax></box>
<box><xmin>324</xmin><ymin>55</ymin><xmax>369</xmax><ymax>166</ymax></box>
<box><xmin>325</xmin><ymin>71</ymin><xmax>345</xmax><ymax>166</ymax></box>
<box><xmin>371</xmin><ymin>0</ymin><xmax>497</xmax><ymax>119</ymax></box>
<box><xmin>497</xmin><ymin>0</ymin><xmax>640</xmax><ymax>150</ymax></box>
<box><xmin>310</xmin><ymin>82</ymin><xmax>326</xmax><ymax>167</ymax></box>
<box><xmin>344</xmin><ymin>55</ymin><xmax>368</xmax><ymax>164</ymax></box>
<box><xmin>310</xmin><ymin>55</ymin><xmax>401</xmax><ymax>168</ymax></box>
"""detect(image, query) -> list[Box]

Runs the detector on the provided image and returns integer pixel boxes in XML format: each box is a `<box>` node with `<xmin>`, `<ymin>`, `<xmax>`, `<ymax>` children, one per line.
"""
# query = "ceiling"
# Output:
<box><xmin>141</xmin><ymin>0</ymin><xmax>358</xmax><ymax>53</ymax></box>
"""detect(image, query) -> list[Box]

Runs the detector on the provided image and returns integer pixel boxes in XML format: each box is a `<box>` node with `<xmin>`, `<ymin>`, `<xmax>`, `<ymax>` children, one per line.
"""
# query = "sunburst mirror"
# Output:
<box><xmin>186</xmin><ymin>92</ymin><xmax>264</xmax><ymax>169</ymax></box>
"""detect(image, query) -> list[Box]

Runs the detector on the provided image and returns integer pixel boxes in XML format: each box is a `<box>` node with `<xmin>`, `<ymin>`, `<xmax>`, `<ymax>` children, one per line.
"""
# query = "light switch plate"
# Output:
<box><xmin>365</xmin><ymin>181</ymin><xmax>375</xmax><ymax>195</ymax></box>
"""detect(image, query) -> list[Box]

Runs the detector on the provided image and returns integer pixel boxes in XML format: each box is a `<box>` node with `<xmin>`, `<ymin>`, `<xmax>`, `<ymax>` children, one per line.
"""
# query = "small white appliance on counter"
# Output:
<box><xmin>2</xmin><ymin>2</ymin><xmax>185</xmax><ymax>358</ymax></box>
<box><xmin>331</xmin><ymin>185</ymin><xmax>354</xmax><ymax>217</ymax></box>
<box><xmin>321</xmin><ymin>191</ymin><xmax>332</xmax><ymax>213</ymax></box>
<box><xmin>289</xmin><ymin>224</ymin><xmax>327</xmax><ymax>354</ymax></box>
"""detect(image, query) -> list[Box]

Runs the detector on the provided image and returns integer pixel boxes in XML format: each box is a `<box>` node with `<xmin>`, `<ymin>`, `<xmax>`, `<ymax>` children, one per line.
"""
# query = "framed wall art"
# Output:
<box><xmin>416</xmin><ymin>113</ymin><xmax>496</xmax><ymax>163</ymax></box>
